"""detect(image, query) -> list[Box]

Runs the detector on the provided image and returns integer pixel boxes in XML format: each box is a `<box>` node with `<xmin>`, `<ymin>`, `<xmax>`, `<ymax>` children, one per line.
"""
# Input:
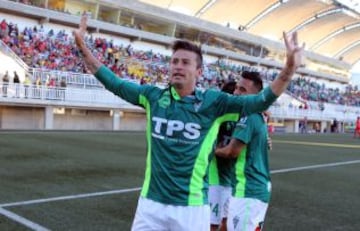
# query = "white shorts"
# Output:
<box><xmin>208</xmin><ymin>185</ymin><xmax>232</xmax><ymax>225</ymax></box>
<box><xmin>227</xmin><ymin>197</ymin><xmax>268</xmax><ymax>231</ymax></box>
<box><xmin>131</xmin><ymin>197</ymin><xmax>210</xmax><ymax>231</ymax></box>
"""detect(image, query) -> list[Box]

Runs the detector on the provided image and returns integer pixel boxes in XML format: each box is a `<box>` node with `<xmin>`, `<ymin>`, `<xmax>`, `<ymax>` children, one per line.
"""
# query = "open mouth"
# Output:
<box><xmin>172</xmin><ymin>73</ymin><xmax>185</xmax><ymax>78</ymax></box>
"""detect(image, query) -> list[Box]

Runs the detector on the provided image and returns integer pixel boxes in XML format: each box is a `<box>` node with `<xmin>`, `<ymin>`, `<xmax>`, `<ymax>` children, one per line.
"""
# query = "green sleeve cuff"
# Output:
<box><xmin>94</xmin><ymin>65</ymin><xmax>124</xmax><ymax>90</ymax></box>
<box><xmin>263</xmin><ymin>86</ymin><xmax>278</xmax><ymax>102</ymax></box>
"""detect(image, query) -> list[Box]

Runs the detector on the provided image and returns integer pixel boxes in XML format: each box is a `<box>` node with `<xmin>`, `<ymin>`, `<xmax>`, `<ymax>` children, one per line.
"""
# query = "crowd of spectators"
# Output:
<box><xmin>287</xmin><ymin>76</ymin><xmax>360</xmax><ymax>107</ymax></box>
<box><xmin>1</xmin><ymin>18</ymin><xmax>360</xmax><ymax>107</ymax></box>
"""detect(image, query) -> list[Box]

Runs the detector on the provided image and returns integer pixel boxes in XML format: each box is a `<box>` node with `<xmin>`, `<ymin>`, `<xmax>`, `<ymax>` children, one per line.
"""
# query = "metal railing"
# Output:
<box><xmin>269</xmin><ymin>106</ymin><xmax>358</xmax><ymax>122</ymax></box>
<box><xmin>0</xmin><ymin>83</ymin><xmax>358</xmax><ymax>121</ymax></box>
<box><xmin>0</xmin><ymin>83</ymin><xmax>140</xmax><ymax>110</ymax></box>
<box><xmin>30</xmin><ymin>68</ymin><xmax>167</xmax><ymax>89</ymax></box>
<box><xmin>0</xmin><ymin>39</ymin><xmax>29</xmax><ymax>72</ymax></box>
<box><xmin>31</xmin><ymin>68</ymin><xmax>104</xmax><ymax>89</ymax></box>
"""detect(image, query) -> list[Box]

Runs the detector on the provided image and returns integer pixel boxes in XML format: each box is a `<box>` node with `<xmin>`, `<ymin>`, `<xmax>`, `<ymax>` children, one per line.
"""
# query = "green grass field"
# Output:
<box><xmin>0</xmin><ymin>131</ymin><xmax>359</xmax><ymax>231</ymax></box>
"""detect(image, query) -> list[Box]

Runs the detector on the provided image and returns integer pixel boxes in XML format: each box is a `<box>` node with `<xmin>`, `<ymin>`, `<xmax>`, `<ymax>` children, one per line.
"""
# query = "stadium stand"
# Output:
<box><xmin>0</xmin><ymin>0</ymin><xmax>359</xmax><ymax>133</ymax></box>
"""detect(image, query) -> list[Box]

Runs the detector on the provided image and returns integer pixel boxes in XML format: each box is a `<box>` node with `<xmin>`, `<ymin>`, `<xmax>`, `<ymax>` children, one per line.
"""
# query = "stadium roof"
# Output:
<box><xmin>138</xmin><ymin>0</ymin><xmax>360</xmax><ymax>67</ymax></box>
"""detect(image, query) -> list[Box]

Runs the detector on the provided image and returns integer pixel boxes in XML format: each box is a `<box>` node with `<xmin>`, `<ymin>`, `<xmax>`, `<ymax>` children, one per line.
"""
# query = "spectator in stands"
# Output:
<box><xmin>0</xmin><ymin>19</ymin><xmax>8</xmax><ymax>38</ymax></box>
<box><xmin>13</xmin><ymin>71</ymin><xmax>20</xmax><ymax>83</ymax></box>
<box><xmin>46</xmin><ymin>76</ymin><xmax>56</xmax><ymax>99</ymax></box>
<box><xmin>76</xmin><ymin>14</ymin><xmax>303</xmax><ymax>231</ymax></box>
<box><xmin>304</xmin><ymin>102</ymin><xmax>308</xmax><ymax>110</ymax></box>
<box><xmin>215</xmin><ymin>72</ymin><xmax>271</xmax><ymax>231</ymax></box>
<box><xmin>59</xmin><ymin>77</ymin><xmax>67</xmax><ymax>100</ymax></box>
<box><xmin>33</xmin><ymin>76</ymin><xmax>42</xmax><ymax>99</ymax></box>
<box><xmin>2</xmin><ymin>70</ymin><xmax>9</xmax><ymax>97</ymax></box>
<box><xmin>23</xmin><ymin>74</ymin><xmax>31</xmax><ymax>98</ymax></box>
<box><xmin>13</xmin><ymin>71</ymin><xmax>20</xmax><ymax>97</ymax></box>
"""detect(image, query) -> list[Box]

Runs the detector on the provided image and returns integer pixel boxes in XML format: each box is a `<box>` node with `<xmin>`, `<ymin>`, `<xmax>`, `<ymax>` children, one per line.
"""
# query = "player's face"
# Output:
<box><xmin>169</xmin><ymin>49</ymin><xmax>202</xmax><ymax>90</ymax></box>
<box><xmin>234</xmin><ymin>77</ymin><xmax>258</xmax><ymax>96</ymax></box>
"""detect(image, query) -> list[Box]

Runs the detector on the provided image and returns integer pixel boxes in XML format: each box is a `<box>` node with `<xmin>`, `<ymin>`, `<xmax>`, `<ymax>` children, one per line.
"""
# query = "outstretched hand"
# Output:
<box><xmin>72</xmin><ymin>14</ymin><xmax>102</xmax><ymax>73</ymax></box>
<box><xmin>270</xmin><ymin>32</ymin><xmax>305</xmax><ymax>96</ymax></box>
<box><xmin>73</xmin><ymin>13</ymin><xmax>88</xmax><ymax>49</ymax></box>
<box><xmin>283</xmin><ymin>31</ymin><xmax>305</xmax><ymax>70</ymax></box>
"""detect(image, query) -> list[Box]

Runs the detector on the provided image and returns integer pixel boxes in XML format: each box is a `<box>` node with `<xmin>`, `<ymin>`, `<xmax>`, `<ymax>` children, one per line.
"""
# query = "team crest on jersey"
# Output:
<box><xmin>236</xmin><ymin>116</ymin><xmax>248</xmax><ymax>128</ymax></box>
<box><xmin>158</xmin><ymin>92</ymin><xmax>171</xmax><ymax>108</ymax></box>
<box><xmin>194</xmin><ymin>101</ymin><xmax>202</xmax><ymax>112</ymax></box>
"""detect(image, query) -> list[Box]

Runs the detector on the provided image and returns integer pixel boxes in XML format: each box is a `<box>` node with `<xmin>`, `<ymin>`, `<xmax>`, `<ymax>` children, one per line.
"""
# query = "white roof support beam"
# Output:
<box><xmin>245</xmin><ymin>0</ymin><xmax>289</xmax><ymax>30</ymax></box>
<box><xmin>289</xmin><ymin>8</ymin><xmax>342</xmax><ymax>33</ymax></box>
<box><xmin>195</xmin><ymin>0</ymin><xmax>218</xmax><ymax>17</ymax></box>
<box><xmin>334</xmin><ymin>40</ymin><xmax>360</xmax><ymax>58</ymax></box>
<box><xmin>310</xmin><ymin>22</ymin><xmax>360</xmax><ymax>50</ymax></box>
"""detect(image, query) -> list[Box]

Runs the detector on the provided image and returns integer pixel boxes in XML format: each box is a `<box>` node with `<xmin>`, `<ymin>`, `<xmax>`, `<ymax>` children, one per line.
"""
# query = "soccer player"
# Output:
<box><xmin>215</xmin><ymin>72</ymin><xmax>272</xmax><ymax>231</ymax></box>
<box><xmin>354</xmin><ymin>116</ymin><xmax>360</xmax><ymax>138</ymax></box>
<box><xmin>73</xmin><ymin>14</ymin><xmax>303</xmax><ymax>231</ymax></box>
<box><xmin>209</xmin><ymin>81</ymin><xmax>237</xmax><ymax>231</ymax></box>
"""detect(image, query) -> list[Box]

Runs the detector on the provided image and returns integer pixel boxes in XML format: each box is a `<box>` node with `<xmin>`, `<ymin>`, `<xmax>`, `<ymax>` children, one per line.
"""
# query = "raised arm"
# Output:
<box><xmin>72</xmin><ymin>14</ymin><xmax>146</xmax><ymax>105</ymax></box>
<box><xmin>221</xmin><ymin>33</ymin><xmax>303</xmax><ymax>116</ymax></box>
<box><xmin>270</xmin><ymin>32</ymin><xmax>304</xmax><ymax>96</ymax></box>
<box><xmin>73</xmin><ymin>14</ymin><xmax>102</xmax><ymax>74</ymax></box>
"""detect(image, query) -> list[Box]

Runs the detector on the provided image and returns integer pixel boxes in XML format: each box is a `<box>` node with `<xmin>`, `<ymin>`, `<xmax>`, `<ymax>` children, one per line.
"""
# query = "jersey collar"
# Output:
<box><xmin>170</xmin><ymin>86</ymin><xmax>203</xmax><ymax>102</ymax></box>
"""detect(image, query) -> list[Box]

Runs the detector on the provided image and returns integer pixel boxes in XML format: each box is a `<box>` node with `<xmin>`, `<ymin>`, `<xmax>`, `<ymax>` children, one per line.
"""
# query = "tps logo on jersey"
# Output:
<box><xmin>152</xmin><ymin>117</ymin><xmax>201</xmax><ymax>140</ymax></box>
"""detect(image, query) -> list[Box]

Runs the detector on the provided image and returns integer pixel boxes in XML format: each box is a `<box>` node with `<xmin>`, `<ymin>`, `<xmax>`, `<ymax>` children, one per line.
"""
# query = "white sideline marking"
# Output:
<box><xmin>1</xmin><ymin>160</ymin><xmax>360</xmax><ymax>230</ymax></box>
<box><xmin>0</xmin><ymin>207</ymin><xmax>49</xmax><ymax>231</ymax></box>
<box><xmin>271</xmin><ymin>160</ymin><xmax>360</xmax><ymax>174</ymax></box>
<box><xmin>0</xmin><ymin>187</ymin><xmax>141</xmax><ymax>208</ymax></box>
<box><xmin>1</xmin><ymin>160</ymin><xmax>360</xmax><ymax>209</ymax></box>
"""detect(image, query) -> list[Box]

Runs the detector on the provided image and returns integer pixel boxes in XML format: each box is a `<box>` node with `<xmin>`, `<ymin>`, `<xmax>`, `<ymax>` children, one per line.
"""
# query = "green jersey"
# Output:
<box><xmin>231</xmin><ymin>113</ymin><xmax>271</xmax><ymax>203</ymax></box>
<box><xmin>95</xmin><ymin>66</ymin><xmax>276</xmax><ymax>206</ymax></box>
<box><xmin>209</xmin><ymin>121</ymin><xmax>236</xmax><ymax>187</ymax></box>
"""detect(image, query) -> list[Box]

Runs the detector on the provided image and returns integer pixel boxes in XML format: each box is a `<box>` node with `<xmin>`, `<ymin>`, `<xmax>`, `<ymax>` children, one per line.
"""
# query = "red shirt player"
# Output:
<box><xmin>354</xmin><ymin>117</ymin><xmax>360</xmax><ymax>138</ymax></box>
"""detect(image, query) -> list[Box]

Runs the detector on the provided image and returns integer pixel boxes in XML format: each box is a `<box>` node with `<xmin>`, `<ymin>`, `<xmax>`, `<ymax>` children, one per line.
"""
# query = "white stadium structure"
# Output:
<box><xmin>1</xmin><ymin>0</ymin><xmax>360</xmax><ymax>132</ymax></box>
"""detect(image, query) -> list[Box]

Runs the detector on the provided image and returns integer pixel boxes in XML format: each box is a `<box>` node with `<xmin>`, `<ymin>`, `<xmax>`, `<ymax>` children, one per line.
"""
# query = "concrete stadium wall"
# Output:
<box><xmin>0</xmin><ymin>106</ymin><xmax>44</xmax><ymax>129</ymax></box>
<box><xmin>284</xmin><ymin>120</ymin><xmax>295</xmax><ymax>133</ymax></box>
<box><xmin>119</xmin><ymin>112</ymin><xmax>146</xmax><ymax>131</ymax></box>
<box><xmin>54</xmin><ymin>109</ymin><xmax>112</xmax><ymax>130</ymax></box>
<box><xmin>0</xmin><ymin>105</ymin><xmax>146</xmax><ymax>131</ymax></box>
